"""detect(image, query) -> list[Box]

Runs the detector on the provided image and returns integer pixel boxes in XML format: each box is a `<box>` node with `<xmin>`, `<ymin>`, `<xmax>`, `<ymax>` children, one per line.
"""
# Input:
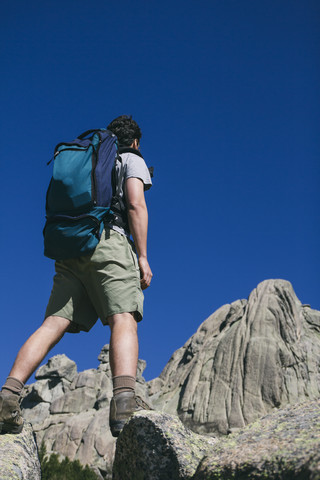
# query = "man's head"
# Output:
<box><xmin>107</xmin><ymin>115</ymin><xmax>142</xmax><ymax>149</ymax></box>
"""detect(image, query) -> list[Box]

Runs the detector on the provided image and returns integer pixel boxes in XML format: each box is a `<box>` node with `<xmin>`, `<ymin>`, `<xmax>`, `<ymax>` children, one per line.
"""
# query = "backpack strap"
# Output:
<box><xmin>110</xmin><ymin>147</ymin><xmax>154</xmax><ymax>232</ymax></box>
<box><xmin>118</xmin><ymin>147</ymin><xmax>153</xmax><ymax>177</ymax></box>
<box><xmin>110</xmin><ymin>155</ymin><xmax>129</xmax><ymax>231</ymax></box>
<box><xmin>118</xmin><ymin>146</ymin><xmax>144</xmax><ymax>159</ymax></box>
<box><xmin>77</xmin><ymin>129</ymin><xmax>103</xmax><ymax>140</ymax></box>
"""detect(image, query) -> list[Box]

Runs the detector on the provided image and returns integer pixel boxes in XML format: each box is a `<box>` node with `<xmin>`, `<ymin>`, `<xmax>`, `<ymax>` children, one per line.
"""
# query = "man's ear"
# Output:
<box><xmin>131</xmin><ymin>139</ymin><xmax>140</xmax><ymax>150</ymax></box>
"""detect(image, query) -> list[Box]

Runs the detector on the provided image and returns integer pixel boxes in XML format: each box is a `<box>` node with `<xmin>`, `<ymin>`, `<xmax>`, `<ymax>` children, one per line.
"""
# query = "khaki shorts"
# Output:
<box><xmin>45</xmin><ymin>229</ymin><xmax>143</xmax><ymax>333</ymax></box>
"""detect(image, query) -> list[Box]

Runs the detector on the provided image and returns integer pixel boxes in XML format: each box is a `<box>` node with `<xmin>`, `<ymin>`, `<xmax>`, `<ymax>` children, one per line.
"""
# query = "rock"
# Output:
<box><xmin>194</xmin><ymin>400</ymin><xmax>320</xmax><ymax>480</ymax></box>
<box><xmin>21</xmin><ymin>344</ymin><xmax>151</xmax><ymax>478</ymax></box>
<box><xmin>0</xmin><ymin>422</ymin><xmax>41</xmax><ymax>480</ymax></box>
<box><xmin>35</xmin><ymin>354</ymin><xmax>77</xmax><ymax>382</ymax></box>
<box><xmin>17</xmin><ymin>279</ymin><xmax>320</xmax><ymax>477</ymax></box>
<box><xmin>113</xmin><ymin>400</ymin><xmax>320</xmax><ymax>480</ymax></box>
<box><xmin>49</xmin><ymin>387</ymin><xmax>97</xmax><ymax>413</ymax></box>
<box><xmin>149</xmin><ymin>279</ymin><xmax>320</xmax><ymax>435</ymax></box>
<box><xmin>112</xmin><ymin>411</ymin><xmax>216</xmax><ymax>480</ymax></box>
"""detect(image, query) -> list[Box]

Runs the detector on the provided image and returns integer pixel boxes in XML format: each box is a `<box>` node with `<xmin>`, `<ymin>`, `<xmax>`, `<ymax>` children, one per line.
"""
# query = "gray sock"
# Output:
<box><xmin>112</xmin><ymin>375</ymin><xmax>135</xmax><ymax>396</ymax></box>
<box><xmin>1</xmin><ymin>376</ymin><xmax>24</xmax><ymax>396</ymax></box>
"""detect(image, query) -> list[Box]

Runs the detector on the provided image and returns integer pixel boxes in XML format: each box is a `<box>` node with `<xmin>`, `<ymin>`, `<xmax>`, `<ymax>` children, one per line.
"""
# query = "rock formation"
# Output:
<box><xmin>194</xmin><ymin>399</ymin><xmax>320</xmax><ymax>480</ymax></box>
<box><xmin>148</xmin><ymin>279</ymin><xmax>320</xmax><ymax>435</ymax></box>
<box><xmin>113</xmin><ymin>410</ymin><xmax>216</xmax><ymax>480</ymax></box>
<box><xmin>18</xmin><ymin>278</ymin><xmax>320</xmax><ymax>478</ymax></box>
<box><xmin>0</xmin><ymin>422</ymin><xmax>41</xmax><ymax>480</ymax></box>
<box><xmin>113</xmin><ymin>400</ymin><xmax>320</xmax><ymax>480</ymax></box>
<box><xmin>21</xmin><ymin>346</ymin><xmax>150</xmax><ymax>479</ymax></box>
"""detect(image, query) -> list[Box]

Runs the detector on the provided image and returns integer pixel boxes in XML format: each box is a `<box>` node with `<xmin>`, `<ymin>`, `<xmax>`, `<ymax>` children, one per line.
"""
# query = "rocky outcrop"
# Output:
<box><xmin>113</xmin><ymin>400</ymin><xmax>320</xmax><ymax>480</ymax></box>
<box><xmin>21</xmin><ymin>346</ymin><xmax>150</xmax><ymax>479</ymax></box>
<box><xmin>113</xmin><ymin>411</ymin><xmax>216</xmax><ymax>480</ymax></box>
<box><xmin>149</xmin><ymin>279</ymin><xmax>320</xmax><ymax>435</ymax></box>
<box><xmin>18</xmin><ymin>279</ymin><xmax>320</xmax><ymax>477</ymax></box>
<box><xmin>0</xmin><ymin>422</ymin><xmax>41</xmax><ymax>480</ymax></box>
<box><xmin>194</xmin><ymin>399</ymin><xmax>320</xmax><ymax>479</ymax></box>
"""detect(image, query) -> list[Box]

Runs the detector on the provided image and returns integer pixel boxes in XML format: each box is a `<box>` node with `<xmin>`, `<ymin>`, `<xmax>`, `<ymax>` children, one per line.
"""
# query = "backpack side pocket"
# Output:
<box><xmin>43</xmin><ymin>207</ymin><xmax>112</xmax><ymax>260</ymax></box>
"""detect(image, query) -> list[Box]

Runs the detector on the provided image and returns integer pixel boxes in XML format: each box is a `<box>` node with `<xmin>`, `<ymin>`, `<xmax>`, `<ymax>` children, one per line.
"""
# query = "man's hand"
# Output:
<box><xmin>138</xmin><ymin>256</ymin><xmax>153</xmax><ymax>290</ymax></box>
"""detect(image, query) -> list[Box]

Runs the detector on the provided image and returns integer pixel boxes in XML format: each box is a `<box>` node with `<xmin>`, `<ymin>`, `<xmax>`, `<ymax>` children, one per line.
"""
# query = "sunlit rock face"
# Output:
<box><xmin>149</xmin><ymin>279</ymin><xmax>320</xmax><ymax>435</ymax></box>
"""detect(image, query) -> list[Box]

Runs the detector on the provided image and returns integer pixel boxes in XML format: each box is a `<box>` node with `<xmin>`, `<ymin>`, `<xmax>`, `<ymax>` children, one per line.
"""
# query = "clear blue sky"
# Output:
<box><xmin>0</xmin><ymin>0</ymin><xmax>319</xmax><ymax>384</ymax></box>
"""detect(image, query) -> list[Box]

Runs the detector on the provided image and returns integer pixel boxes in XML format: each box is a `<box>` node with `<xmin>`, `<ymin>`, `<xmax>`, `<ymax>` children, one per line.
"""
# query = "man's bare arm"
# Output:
<box><xmin>125</xmin><ymin>177</ymin><xmax>153</xmax><ymax>290</ymax></box>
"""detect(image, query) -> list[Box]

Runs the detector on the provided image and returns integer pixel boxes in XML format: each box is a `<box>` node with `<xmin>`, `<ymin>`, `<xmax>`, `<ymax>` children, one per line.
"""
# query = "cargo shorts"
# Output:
<box><xmin>45</xmin><ymin>228</ymin><xmax>144</xmax><ymax>333</ymax></box>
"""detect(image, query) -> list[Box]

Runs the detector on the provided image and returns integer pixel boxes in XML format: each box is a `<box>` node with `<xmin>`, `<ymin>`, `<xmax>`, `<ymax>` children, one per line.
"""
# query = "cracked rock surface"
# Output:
<box><xmin>149</xmin><ymin>279</ymin><xmax>320</xmax><ymax>435</ymax></box>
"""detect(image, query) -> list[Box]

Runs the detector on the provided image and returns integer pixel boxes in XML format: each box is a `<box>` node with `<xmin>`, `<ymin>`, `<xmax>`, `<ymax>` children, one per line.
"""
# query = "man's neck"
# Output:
<box><xmin>119</xmin><ymin>146</ymin><xmax>144</xmax><ymax>159</ymax></box>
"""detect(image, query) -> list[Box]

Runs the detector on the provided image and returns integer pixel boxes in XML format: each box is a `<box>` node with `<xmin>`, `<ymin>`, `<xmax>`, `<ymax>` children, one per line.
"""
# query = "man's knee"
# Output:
<box><xmin>42</xmin><ymin>315</ymin><xmax>71</xmax><ymax>335</ymax></box>
<box><xmin>108</xmin><ymin>313</ymin><xmax>138</xmax><ymax>332</ymax></box>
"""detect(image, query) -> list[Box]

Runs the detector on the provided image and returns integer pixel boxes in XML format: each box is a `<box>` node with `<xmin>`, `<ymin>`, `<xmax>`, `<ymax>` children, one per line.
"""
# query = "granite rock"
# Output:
<box><xmin>36</xmin><ymin>354</ymin><xmax>77</xmax><ymax>382</ymax></box>
<box><xmin>194</xmin><ymin>399</ymin><xmax>320</xmax><ymax>479</ymax></box>
<box><xmin>113</xmin><ymin>400</ymin><xmax>320</xmax><ymax>480</ymax></box>
<box><xmin>21</xmin><ymin>345</ymin><xmax>150</xmax><ymax>479</ymax></box>
<box><xmin>17</xmin><ymin>279</ymin><xmax>320</xmax><ymax>478</ymax></box>
<box><xmin>0</xmin><ymin>422</ymin><xmax>41</xmax><ymax>480</ymax></box>
<box><xmin>149</xmin><ymin>279</ymin><xmax>320</xmax><ymax>435</ymax></box>
<box><xmin>112</xmin><ymin>410</ymin><xmax>216</xmax><ymax>480</ymax></box>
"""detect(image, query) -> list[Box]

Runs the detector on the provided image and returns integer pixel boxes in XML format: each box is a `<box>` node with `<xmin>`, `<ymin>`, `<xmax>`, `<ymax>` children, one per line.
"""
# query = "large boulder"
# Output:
<box><xmin>113</xmin><ymin>400</ymin><xmax>320</xmax><ymax>480</ymax></box>
<box><xmin>35</xmin><ymin>354</ymin><xmax>77</xmax><ymax>382</ymax></box>
<box><xmin>194</xmin><ymin>399</ymin><xmax>320</xmax><ymax>480</ymax></box>
<box><xmin>0</xmin><ymin>422</ymin><xmax>41</xmax><ymax>480</ymax></box>
<box><xmin>149</xmin><ymin>279</ymin><xmax>320</xmax><ymax>435</ymax></box>
<box><xmin>112</xmin><ymin>410</ymin><xmax>216</xmax><ymax>480</ymax></box>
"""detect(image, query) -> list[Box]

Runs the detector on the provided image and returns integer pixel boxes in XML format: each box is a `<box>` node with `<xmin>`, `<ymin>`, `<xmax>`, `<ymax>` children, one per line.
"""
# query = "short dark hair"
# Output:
<box><xmin>107</xmin><ymin>115</ymin><xmax>142</xmax><ymax>147</ymax></box>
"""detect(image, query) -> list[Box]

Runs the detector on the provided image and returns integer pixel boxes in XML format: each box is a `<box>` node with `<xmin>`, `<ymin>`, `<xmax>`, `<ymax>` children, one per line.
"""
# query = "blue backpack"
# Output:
<box><xmin>43</xmin><ymin>128</ymin><xmax>119</xmax><ymax>260</ymax></box>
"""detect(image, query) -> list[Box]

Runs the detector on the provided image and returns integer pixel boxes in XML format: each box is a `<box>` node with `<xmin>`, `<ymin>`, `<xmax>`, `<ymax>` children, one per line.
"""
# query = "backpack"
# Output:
<box><xmin>43</xmin><ymin>128</ymin><xmax>120</xmax><ymax>260</ymax></box>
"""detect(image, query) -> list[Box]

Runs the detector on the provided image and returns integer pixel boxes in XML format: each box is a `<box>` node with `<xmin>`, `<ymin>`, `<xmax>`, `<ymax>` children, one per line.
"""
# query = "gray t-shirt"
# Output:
<box><xmin>108</xmin><ymin>151</ymin><xmax>152</xmax><ymax>237</ymax></box>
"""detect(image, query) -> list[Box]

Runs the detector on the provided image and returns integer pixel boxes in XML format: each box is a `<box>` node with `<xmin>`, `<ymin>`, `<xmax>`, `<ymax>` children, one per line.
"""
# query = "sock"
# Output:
<box><xmin>112</xmin><ymin>375</ymin><xmax>135</xmax><ymax>396</ymax></box>
<box><xmin>1</xmin><ymin>376</ymin><xmax>24</xmax><ymax>396</ymax></box>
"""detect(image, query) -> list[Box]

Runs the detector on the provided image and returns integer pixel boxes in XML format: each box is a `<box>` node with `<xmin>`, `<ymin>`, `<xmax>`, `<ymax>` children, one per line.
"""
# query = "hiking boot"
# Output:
<box><xmin>0</xmin><ymin>393</ymin><xmax>24</xmax><ymax>434</ymax></box>
<box><xmin>109</xmin><ymin>391</ymin><xmax>152</xmax><ymax>437</ymax></box>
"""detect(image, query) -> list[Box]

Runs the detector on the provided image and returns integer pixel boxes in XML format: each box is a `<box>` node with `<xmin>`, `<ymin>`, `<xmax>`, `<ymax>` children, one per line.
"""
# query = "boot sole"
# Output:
<box><xmin>110</xmin><ymin>420</ymin><xmax>126</xmax><ymax>438</ymax></box>
<box><xmin>0</xmin><ymin>421</ymin><xmax>24</xmax><ymax>434</ymax></box>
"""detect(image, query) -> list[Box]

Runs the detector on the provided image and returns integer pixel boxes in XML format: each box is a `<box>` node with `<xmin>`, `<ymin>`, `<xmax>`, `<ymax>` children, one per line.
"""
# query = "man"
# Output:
<box><xmin>0</xmin><ymin>115</ymin><xmax>153</xmax><ymax>437</ymax></box>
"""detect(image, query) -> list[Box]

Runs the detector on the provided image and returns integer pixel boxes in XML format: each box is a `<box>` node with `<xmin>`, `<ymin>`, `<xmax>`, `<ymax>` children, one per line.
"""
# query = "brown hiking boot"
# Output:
<box><xmin>0</xmin><ymin>393</ymin><xmax>24</xmax><ymax>434</ymax></box>
<box><xmin>109</xmin><ymin>391</ymin><xmax>152</xmax><ymax>437</ymax></box>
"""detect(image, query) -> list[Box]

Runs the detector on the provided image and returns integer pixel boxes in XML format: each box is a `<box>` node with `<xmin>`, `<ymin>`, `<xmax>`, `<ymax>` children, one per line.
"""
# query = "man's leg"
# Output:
<box><xmin>108</xmin><ymin>312</ymin><xmax>138</xmax><ymax>380</ymax></box>
<box><xmin>6</xmin><ymin>315</ymin><xmax>71</xmax><ymax>385</ymax></box>
<box><xmin>0</xmin><ymin>315</ymin><xmax>70</xmax><ymax>434</ymax></box>
<box><xmin>108</xmin><ymin>312</ymin><xmax>152</xmax><ymax>437</ymax></box>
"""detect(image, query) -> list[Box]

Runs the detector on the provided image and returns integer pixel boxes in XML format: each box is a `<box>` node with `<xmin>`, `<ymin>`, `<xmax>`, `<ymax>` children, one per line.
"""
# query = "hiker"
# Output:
<box><xmin>0</xmin><ymin>115</ymin><xmax>153</xmax><ymax>437</ymax></box>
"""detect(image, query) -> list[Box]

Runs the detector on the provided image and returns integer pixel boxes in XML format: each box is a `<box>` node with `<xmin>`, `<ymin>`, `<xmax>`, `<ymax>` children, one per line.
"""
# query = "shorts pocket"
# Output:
<box><xmin>128</xmin><ymin>241</ymin><xmax>139</xmax><ymax>272</ymax></box>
